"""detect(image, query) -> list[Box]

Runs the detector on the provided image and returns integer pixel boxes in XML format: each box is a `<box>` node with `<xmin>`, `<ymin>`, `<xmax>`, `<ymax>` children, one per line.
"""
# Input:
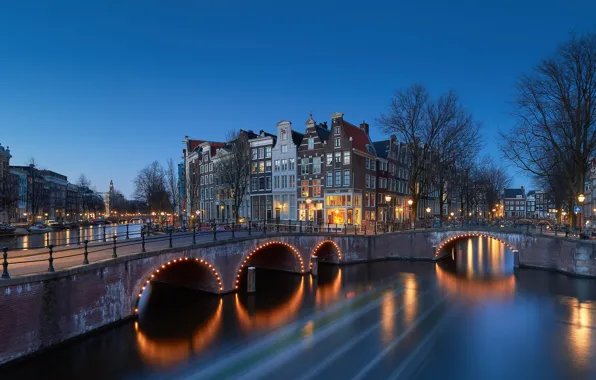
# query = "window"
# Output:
<box><xmin>334</xmin><ymin>152</ymin><xmax>341</xmax><ymax>168</ymax></box>
<box><xmin>301</xmin><ymin>180</ymin><xmax>310</xmax><ymax>197</ymax></box>
<box><xmin>252</xmin><ymin>177</ymin><xmax>258</xmax><ymax>191</ymax></box>
<box><xmin>343</xmin><ymin>151</ymin><xmax>350</xmax><ymax>165</ymax></box>
<box><xmin>281</xmin><ymin>159</ymin><xmax>288</xmax><ymax>171</ymax></box>
<box><xmin>313</xmin><ymin>179</ymin><xmax>321</xmax><ymax>197</ymax></box>
<box><xmin>327</xmin><ymin>172</ymin><xmax>333</xmax><ymax>187</ymax></box>
<box><xmin>334</xmin><ymin>137</ymin><xmax>341</xmax><ymax>148</ymax></box>
<box><xmin>274</xmin><ymin>160</ymin><xmax>280</xmax><ymax>171</ymax></box>
<box><xmin>335</xmin><ymin>171</ymin><xmax>341</xmax><ymax>186</ymax></box>
<box><xmin>371</xmin><ymin>160</ymin><xmax>376</xmax><ymax>170</ymax></box>
<box><xmin>281</xmin><ymin>145</ymin><xmax>288</xmax><ymax>153</ymax></box>
<box><xmin>200</xmin><ymin>165</ymin><xmax>204</xmax><ymax>174</ymax></box>
<box><xmin>258</xmin><ymin>148</ymin><xmax>264</xmax><ymax>159</ymax></box>
<box><xmin>308</xmin><ymin>138</ymin><xmax>314</xmax><ymax>150</ymax></box>
<box><xmin>252</xmin><ymin>162</ymin><xmax>258</xmax><ymax>174</ymax></box>
<box><xmin>252</xmin><ymin>149</ymin><xmax>258</xmax><ymax>160</ymax></box>
<box><xmin>265</xmin><ymin>160</ymin><xmax>272</xmax><ymax>172</ymax></box>
<box><xmin>326</xmin><ymin>153</ymin><xmax>333</xmax><ymax>166</ymax></box>
<box><xmin>209</xmin><ymin>174</ymin><xmax>213</xmax><ymax>184</ymax></box>
<box><xmin>281</xmin><ymin>130</ymin><xmax>287</xmax><ymax>140</ymax></box>
<box><xmin>365</xmin><ymin>159</ymin><xmax>370</xmax><ymax>169</ymax></box>
<box><xmin>313</xmin><ymin>157</ymin><xmax>321</xmax><ymax>174</ymax></box>
<box><xmin>274</xmin><ymin>176</ymin><xmax>280</xmax><ymax>189</ymax></box>
<box><xmin>259</xmin><ymin>177</ymin><xmax>265</xmax><ymax>191</ymax></box>
<box><xmin>282</xmin><ymin>175</ymin><xmax>288</xmax><ymax>188</ymax></box>
<box><xmin>265</xmin><ymin>146</ymin><xmax>271</xmax><ymax>158</ymax></box>
<box><xmin>204</xmin><ymin>154</ymin><xmax>208</xmax><ymax>162</ymax></box>
<box><xmin>289</xmin><ymin>158</ymin><xmax>295</xmax><ymax>170</ymax></box>
<box><xmin>200</xmin><ymin>176</ymin><xmax>204</xmax><ymax>185</ymax></box>
<box><xmin>200</xmin><ymin>188</ymin><xmax>204</xmax><ymax>200</ymax></box>
<box><xmin>266</xmin><ymin>177</ymin><xmax>272</xmax><ymax>190</ymax></box>
<box><xmin>343</xmin><ymin>170</ymin><xmax>350</xmax><ymax>186</ymax></box>
<box><xmin>370</xmin><ymin>211</ymin><xmax>376</xmax><ymax>221</ymax></box>
<box><xmin>371</xmin><ymin>193</ymin><xmax>375</xmax><ymax>207</ymax></box>
<box><xmin>209</xmin><ymin>163</ymin><xmax>213</xmax><ymax>172</ymax></box>
<box><xmin>301</xmin><ymin>158</ymin><xmax>309</xmax><ymax>175</ymax></box>
<box><xmin>335</xmin><ymin>126</ymin><xmax>340</xmax><ymax>135</ymax></box>
<box><xmin>289</xmin><ymin>176</ymin><xmax>295</xmax><ymax>188</ymax></box>
<box><xmin>259</xmin><ymin>161</ymin><xmax>265</xmax><ymax>173</ymax></box>
<box><xmin>371</xmin><ymin>176</ymin><xmax>376</xmax><ymax>189</ymax></box>
<box><xmin>365</xmin><ymin>174</ymin><xmax>370</xmax><ymax>188</ymax></box>
<box><xmin>365</xmin><ymin>192</ymin><xmax>370</xmax><ymax>207</ymax></box>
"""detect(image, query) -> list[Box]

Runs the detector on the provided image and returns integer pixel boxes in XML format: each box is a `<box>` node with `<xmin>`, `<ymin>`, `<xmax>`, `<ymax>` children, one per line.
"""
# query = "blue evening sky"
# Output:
<box><xmin>1</xmin><ymin>0</ymin><xmax>594</xmax><ymax>197</ymax></box>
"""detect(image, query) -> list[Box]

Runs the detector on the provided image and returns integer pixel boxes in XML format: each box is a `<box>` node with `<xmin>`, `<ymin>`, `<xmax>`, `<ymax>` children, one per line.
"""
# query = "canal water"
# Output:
<box><xmin>0</xmin><ymin>224</ymin><xmax>143</xmax><ymax>250</ymax></box>
<box><xmin>1</xmin><ymin>236</ymin><xmax>596</xmax><ymax>379</ymax></box>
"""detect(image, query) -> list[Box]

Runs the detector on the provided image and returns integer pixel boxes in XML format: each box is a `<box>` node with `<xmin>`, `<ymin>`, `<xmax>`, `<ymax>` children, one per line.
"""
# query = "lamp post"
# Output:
<box><xmin>425</xmin><ymin>207</ymin><xmax>431</xmax><ymax>228</ymax></box>
<box><xmin>407</xmin><ymin>199</ymin><xmax>413</xmax><ymax>229</ymax></box>
<box><xmin>385</xmin><ymin>195</ymin><xmax>392</xmax><ymax>227</ymax></box>
<box><xmin>305</xmin><ymin>197</ymin><xmax>312</xmax><ymax>223</ymax></box>
<box><xmin>578</xmin><ymin>193</ymin><xmax>585</xmax><ymax>237</ymax></box>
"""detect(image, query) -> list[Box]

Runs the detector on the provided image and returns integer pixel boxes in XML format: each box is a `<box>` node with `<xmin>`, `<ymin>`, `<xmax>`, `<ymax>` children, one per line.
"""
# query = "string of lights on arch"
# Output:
<box><xmin>310</xmin><ymin>240</ymin><xmax>342</xmax><ymax>269</ymax></box>
<box><xmin>235</xmin><ymin>241</ymin><xmax>305</xmax><ymax>290</ymax></box>
<box><xmin>135</xmin><ymin>257</ymin><xmax>223</xmax><ymax>313</ymax></box>
<box><xmin>435</xmin><ymin>233</ymin><xmax>515</xmax><ymax>257</ymax></box>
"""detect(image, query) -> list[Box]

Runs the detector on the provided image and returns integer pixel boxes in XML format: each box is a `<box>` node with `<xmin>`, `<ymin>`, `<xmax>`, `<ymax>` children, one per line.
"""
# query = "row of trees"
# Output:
<box><xmin>500</xmin><ymin>33</ymin><xmax>596</xmax><ymax>226</ymax></box>
<box><xmin>132</xmin><ymin>159</ymin><xmax>180</xmax><ymax>219</ymax></box>
<box><xmin>377</xmin><ymin>84</ymin><xmax>510</xmax><ymax>222</ymax></box>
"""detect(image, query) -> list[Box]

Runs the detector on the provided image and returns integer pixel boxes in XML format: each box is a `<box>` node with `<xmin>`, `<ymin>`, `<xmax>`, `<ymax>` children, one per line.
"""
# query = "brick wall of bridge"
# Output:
<box><xmin>2</xmin><ymin>230</ymin><xmax>596</xmax><ymax>365</ymax></box>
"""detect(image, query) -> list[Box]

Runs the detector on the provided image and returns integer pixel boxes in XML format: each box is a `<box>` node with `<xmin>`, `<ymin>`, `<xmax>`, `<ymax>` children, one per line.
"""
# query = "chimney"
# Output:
<box><xmin>321</xmin><ymin>121</ymin><xmax>328</xmax><ymax>129</ymax></box>
<box><xmin>360</xmin><ymin>121</ymin><xmax>369</xmax><ymax>135</ymax></box>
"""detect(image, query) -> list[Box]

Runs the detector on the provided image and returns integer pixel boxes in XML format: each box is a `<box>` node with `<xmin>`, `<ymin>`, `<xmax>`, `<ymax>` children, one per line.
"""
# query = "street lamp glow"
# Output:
<box><xmin>450</xmin><ymin>212</ymin><xmax>454</xmax><ymax>217</ymax></box>
<box><xmin>385</xmin><ymin>195</ymin><xmax>392</xmax><ymax>203</ymax></box>
<box><xmin>305</xmin><ymin>198</ymin><xmax>312</xmax><ymax>205</ymax></box>
<box><xmin>578</xmin><ymin>194</ymin><xmax>586</xmax><ymax>203</ymax></box>
<box><xmin>407</xmin><ymin>199</ymin><xmax>413</xmax><ymax>206</ymax></box>
<box><xmin>425</xmin><ymin>207</ymin><xmax>431</xmax><ymax>213</ymax></box>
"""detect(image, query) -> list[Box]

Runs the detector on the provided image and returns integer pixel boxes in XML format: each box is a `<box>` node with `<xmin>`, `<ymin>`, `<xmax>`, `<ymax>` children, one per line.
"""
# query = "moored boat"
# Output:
<box><xmin>28</xmin><ymin>224</ymin><xmax>53</xmax><ymax>234</ymax></box>
<box><xmin>0</xmin><ymin>223</ymin><xmax>16</xmax><ymax>237</ymax></box>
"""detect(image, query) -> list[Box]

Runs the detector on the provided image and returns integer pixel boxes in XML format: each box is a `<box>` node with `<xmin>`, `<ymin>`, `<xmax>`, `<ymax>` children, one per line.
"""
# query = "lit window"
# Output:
<box><xmin>308</xmin><ymin>138</ymin><xmax>314</xmax><ymax>150</ymax></box>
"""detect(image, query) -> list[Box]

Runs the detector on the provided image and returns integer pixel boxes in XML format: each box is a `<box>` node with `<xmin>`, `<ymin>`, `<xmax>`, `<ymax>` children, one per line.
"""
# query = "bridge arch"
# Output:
<box><xmin>134</xmin><ymin>257</ymin><xmax>223</xmax><ymax>314</ymax></box>
<box><xmin>310</xmin><ymin>240</ymin><xmax>342</xmax><ymax>265</ymax></box>
<box><xmin>234</xmin><ymin>241</ymin><xmax>305</xmax><ymax>290</ymax></box>
<box><xmin>435</xmin><ymin>232</ymin><xmax>517</xmax><ymax>258</ymax></box>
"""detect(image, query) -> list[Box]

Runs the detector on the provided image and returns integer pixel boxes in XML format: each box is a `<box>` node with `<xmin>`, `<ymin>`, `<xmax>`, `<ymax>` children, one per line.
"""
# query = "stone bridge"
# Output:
<box><xmin>2</xmin><ymin>228</ymin><xmax>596</xmax><ymax>365</ymax></box>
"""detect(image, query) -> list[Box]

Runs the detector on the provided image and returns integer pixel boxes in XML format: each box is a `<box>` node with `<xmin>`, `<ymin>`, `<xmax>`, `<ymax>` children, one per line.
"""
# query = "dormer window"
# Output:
<box><xmin>281</xmin><ymin>129</ymin><xmax>287</xmax><ymax>140</ymax></box>
<box><xmin>335</xmin><ymin>126</ymin><xmax>340</xmax><ymax>135</ymax></box>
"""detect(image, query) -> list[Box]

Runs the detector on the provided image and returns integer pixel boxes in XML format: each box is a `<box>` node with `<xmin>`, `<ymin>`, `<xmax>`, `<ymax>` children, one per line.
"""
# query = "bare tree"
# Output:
<box><xmin>378</xmin><ymin>84</ymin><xmax>480</xmax><ymax>223</ymax></box>
<box><xmin>500</xmin><ymin>33</ymin><xmax>596</xmax><ymax>227</ymax></box>
<box><xmin>165</xmin><ymin>158</ymin><xmax>181</xmax><ymax>218</ymax></box>
<box><xmin>133</xmin><ymin>161</ymin><xmax>169</xmax><ymax>212</ymax></box>
<box><xmin>0</xmin><ymin>172</ymin><xmax>19</xmax><ymax>221</ymax></box>
<box><xmin>214</xmin><ymin>130</ymin><xmax>251</xmax><ymax>222</ymax></box>
<box><xmin>26</xmin><ymin>158</ymin><xmax>47</xmax><ymax>221</ymax></box>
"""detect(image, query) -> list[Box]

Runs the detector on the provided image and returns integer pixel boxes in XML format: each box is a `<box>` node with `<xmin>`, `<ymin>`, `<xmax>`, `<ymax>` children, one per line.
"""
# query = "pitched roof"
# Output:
<box><xmin>373</xmin><ymin>140</ymin><xmax>390</xmax><ymax>159</ymax></box>
<box><xmin>188</xmin><ymin>139</ymin><xmax>205</xmax><ymax>152</ymax></box>
<box><xmin>291</xmin><ymin>130</ymin><xmax>304</xmax><ymax>146</ymax></box>
<box><xmin>315</xmin><ymin>123</ymin><xmax>330</xmax><ymax>141</ymax></box>
<box><xmin>504</xmin><ymin>188</ymin><xmax>525</xmax><ymax>199</ymax></box>
<box><xmin>343</xmin><ymin>121</ymin><xmax>376</xmax><ymax>156</ymax></box>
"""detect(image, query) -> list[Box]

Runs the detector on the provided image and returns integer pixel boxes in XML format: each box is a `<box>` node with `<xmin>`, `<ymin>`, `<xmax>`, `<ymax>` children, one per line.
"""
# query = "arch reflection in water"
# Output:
<box><xmin>315</xmin><ymin>267</ymin><xmax>342</xmax><ymax>308</ymax></box>
<box><xmin>235</xmin><ymin>272</ymin><xmax>305</xmax><ymax>332</ymax></box>
<box><xmin>562</xmin><ymin>296</ymin><xmax>595</xmax><ymax>370</ymax></box>
<box><xmin>135</xmin><ymin>283</ymin><xmax>223</xmax><ymax>369</ymax></box>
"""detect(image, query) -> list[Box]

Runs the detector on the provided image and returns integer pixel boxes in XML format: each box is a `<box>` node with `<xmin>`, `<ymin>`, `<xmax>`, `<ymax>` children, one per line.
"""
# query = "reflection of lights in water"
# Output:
<box><xmin>467</xmin><ymin>239</ymin><xmax>474</xmax><ymax>278</ymax></box>
<box><xmin>564</xmin><ymin>296</ymin><xmax>593</xmax><ymax>369</ymax></box>
<box><xmin>477</xmin><ymin>236</ymin><xmax>483</xmax><ymax>274</ymax></box>
<box><xmin>315</xmin><ymin>268</ymin><xmax>342</xmax><ymax>308</ymax></box>
<box><xmin>302</xmin><ymin>320</ymin><xmax>315</xmax><ymax>347</ymax></box>
<box><xmin>403</xmin><ymin>274</ymin><xmax>418</xmax><ymax>324</ymax></box>
<box><xmin>235</xmin><ymin>277</ymin><xmax>304</xmax><ymax>332</ymax></box>
<box><xmin>435</xmin><ymin>265</ymin><xmax>516</xmax><ymax>302</ymax></box>
<box><xmin>381</xmin><ymin>291</ymin><xmax>396</xmax><ymax>345</ymax></box>
<box><xmin>135</xmin><ymin>298</ymin><xmax>223</xmax><ymax>368</ymax></box>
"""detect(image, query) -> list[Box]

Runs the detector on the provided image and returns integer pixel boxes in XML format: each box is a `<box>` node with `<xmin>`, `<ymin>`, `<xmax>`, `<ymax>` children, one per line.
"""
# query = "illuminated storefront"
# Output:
<box><xmin>324</xmin><ymin>193</ymin><xmax>362</xmax><ymax>225</ymax></box>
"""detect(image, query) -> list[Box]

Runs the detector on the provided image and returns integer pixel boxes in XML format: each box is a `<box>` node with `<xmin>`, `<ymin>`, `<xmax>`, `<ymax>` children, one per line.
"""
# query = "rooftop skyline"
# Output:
<box><xmin>1</xmin><ymin>0</ymin><xmax>595</xmax><ymax>197</ymax></box>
